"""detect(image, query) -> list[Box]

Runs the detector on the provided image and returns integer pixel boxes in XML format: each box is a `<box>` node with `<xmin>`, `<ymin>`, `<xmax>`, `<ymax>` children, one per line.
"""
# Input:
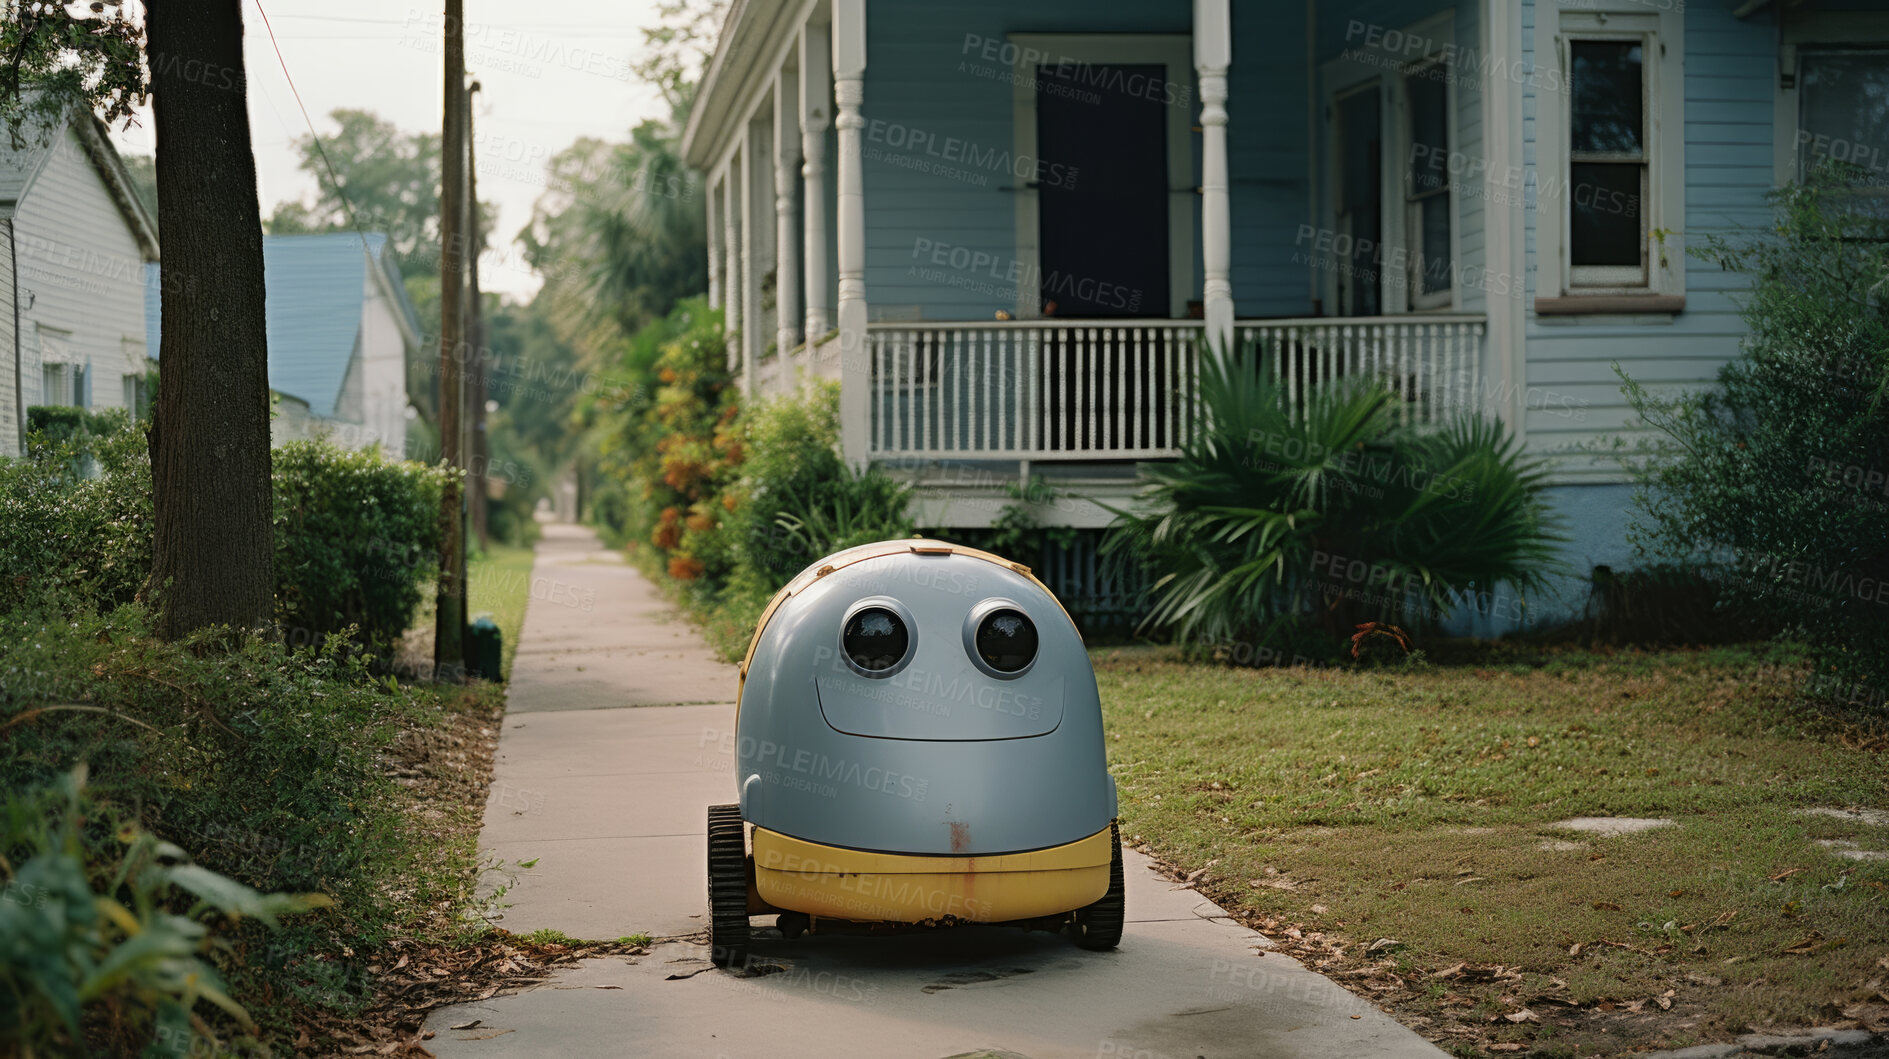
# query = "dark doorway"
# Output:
<box><xmin>1334</xmin><ymin>85</ymin><xmax>1383</xmax><ymax>317</ymax></box>
<box><xmin>1035</xmin><ymin>61</ymin><xmax>1169</xmax><ymax>319</ymax></box>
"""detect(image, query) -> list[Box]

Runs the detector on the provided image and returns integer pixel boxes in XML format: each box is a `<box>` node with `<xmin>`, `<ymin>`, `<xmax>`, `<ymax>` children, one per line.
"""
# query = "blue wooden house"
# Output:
<box><xmin>679</xmin><ymin>0</ymin><xmax>1887</xmax><ymax>627</ymax></box>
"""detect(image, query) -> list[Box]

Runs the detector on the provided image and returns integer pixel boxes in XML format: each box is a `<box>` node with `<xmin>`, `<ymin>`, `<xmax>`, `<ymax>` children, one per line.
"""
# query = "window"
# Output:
<box><xmin>1797</xmin><ymin>48</ymin><xmax>1889</xmax><ymax>185</ymax></box>
<box><xmin>123</xmin><ymin>374</ymin><xmax>140</xmax><ymax>419</ymax></box>
<box><xmin>1404</xmin><ymin>61</ymin><xmax>1453</xmax><ymax>308</ymax></box>
<box><xmin>41</xmin><ymin>363</ymin><xmax>70</xmax><ymax>406</ymax></box>
<box><xmin>1534</xmin><ymin>6</ymin><xmax>1684</xmax><ymax>314</ymax></box>
<box><xmin>1568</xmin><ymin>40</ymin><xmax>1647</xmax><ymax>285</ymax></box>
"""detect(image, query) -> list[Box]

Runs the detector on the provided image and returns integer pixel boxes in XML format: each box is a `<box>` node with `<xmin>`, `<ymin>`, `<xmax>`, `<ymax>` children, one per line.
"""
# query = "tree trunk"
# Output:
<box><xmin>145</xmin><ymin>0</ymin><xmax>274</xmax><ymax>639</ymax></box>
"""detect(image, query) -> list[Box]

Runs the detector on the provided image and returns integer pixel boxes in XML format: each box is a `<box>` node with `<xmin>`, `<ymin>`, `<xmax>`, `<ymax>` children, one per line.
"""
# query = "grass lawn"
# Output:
<box><xmin>410</xmin><ymin>541</ymin><xmax>537</xmax><ymax>680</ymax></box>
<box><xmin>1096</xmin><ymin>644</ymin><xmax>1889</xmax><ymax>1057</ymax></box>
<box><xmin>467</xmin><ymin>542</ymin><xmax>536</xmax><ymax>678</ymax></box>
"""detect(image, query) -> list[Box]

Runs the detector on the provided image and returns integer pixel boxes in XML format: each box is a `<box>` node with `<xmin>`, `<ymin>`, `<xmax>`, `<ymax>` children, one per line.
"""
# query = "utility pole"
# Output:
<box><xmin>434</xmin><ymin>0</ymin><xmax>466</xmax><ymax>678</ymax></box>
<box><xmin>468</xmin><ymin>79</ymin><xmax>489</xmax><ymax>549</ymax></box>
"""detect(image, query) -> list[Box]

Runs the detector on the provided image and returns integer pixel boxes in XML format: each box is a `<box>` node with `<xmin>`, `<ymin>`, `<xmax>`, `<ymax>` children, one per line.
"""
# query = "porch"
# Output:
<box><xmin>680</xmin><ymin>0</ymin><xmax>1525</xmax><ymax>521</ymax></box>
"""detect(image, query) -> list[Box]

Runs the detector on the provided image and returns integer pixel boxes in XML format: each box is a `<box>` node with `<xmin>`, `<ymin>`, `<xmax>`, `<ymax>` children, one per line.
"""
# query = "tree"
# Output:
<box><xmin>0</xmin><ymin>0</ymin><xmax>273</xmax><ymax>639</ymax></box>
<box><xmin>1622</xmin><ymin>166</ymin><xmax>1889</xmax><ymax>697</ymax></box>
<box><xmin>267</xmin><ymin>109</ymin><xmax>439</xmax><ymax>274</ymax></box>
<box><xmin>0</xmin><ymin>3</ymin><xmax>144</xmax><ymax>147</ymax></box>
<box><xmin>267</xmin><ymin>108</ymin><xmax>497</xmax><ymax>282</ymax></box>
<box><xmin>144</xmin><ymin>0</ymin><xmax>275</xmax><ymax>638</ymax></box>
<box><xmin>632</xmin><ymin>0</ymin><xmax>727</xmax><ymax>124</ymax></box>
<box><xmin>522</xmin><ymin>121</ymin><xmax>706</xmax><ymax>351</ymax></box>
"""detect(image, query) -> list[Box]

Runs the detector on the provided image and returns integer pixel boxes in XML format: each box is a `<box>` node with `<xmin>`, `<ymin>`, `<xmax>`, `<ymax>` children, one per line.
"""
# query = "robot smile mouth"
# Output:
<box><xmin>814</xmin><ymin>670</ymin><xmax>1066</xmax><ymax>740</ymax></box>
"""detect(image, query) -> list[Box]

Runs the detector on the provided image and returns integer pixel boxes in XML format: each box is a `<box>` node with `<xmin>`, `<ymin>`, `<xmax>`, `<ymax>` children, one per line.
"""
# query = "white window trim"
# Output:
<box><xmin>1534</xmin><ymin>4</ymin><xmax>1685</xmax><ymax>314</ymax></box>
<box><xmin>1319</xmin><ymin>11</ymin><xmax>1463</xmax><ymax>316</ymax></box>
<box><xmin>1009</xmin><ymin>33</ymin><xmax>1196</xmax><ymax>319</ymax></box>
<box><xmin>1772</xmin><ymin>12</ymin><xmax>1889</xmax><ymax>187</ymax></box>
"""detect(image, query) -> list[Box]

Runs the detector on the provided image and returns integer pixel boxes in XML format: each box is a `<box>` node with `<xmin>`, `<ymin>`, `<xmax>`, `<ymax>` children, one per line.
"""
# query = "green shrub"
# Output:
<box><xmin>272</xmin><ymin>441</ymin><xmax>448</xmax><ymax>663</ymax></box>
<box><xmin>1104</xmin><ymin>349</ymin><xmax>1562</xmax><ymax>659</ymax></box>
<box><xmin>0</xmin><ymin>605</ymin><xmax>434</xmax><ymax>1034</ymax></box>
<box><xmin>0</xmin><ymin>412</ymin><xmax>153</xmax><ymax>615</ymax></box>
<box><xmin>583</xmin><ymin>298</ymin><xmax>734</xmax><ymax>565</ymax></box>
<box><xmin>2</xmin><ymin>421</ymin><xmax>448</xmax><ymax>662</ymax></box>
<box><xmin>1622</xmin><ymin>166</ymin><xmax>1889</xmax><ymax>697</ymax></box>
<box><xmin>25</xmin><ymin>405</ymin><xmax>121</xmax><ymax>445</ymax></box>
<box><xmin>734</xmin><ymin>381</ymin><xmax>914</xmax><ymax>589</ymax></box>
<box><xmin>0</xmin><ymin>768</ymin><xmax>328</xmax><ymax>1057</ymax></box>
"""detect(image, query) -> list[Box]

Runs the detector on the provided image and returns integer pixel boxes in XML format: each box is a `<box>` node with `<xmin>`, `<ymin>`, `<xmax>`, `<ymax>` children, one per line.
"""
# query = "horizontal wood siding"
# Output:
<box><xmin>1521</xmin><ymin>1</ymin><xmax>1776</xmax><ymax>478</ymax></box>
<box><xmin>13</xmin><ymin>125</ymin><xmax>147</xmax><ymax>412</ymax></box>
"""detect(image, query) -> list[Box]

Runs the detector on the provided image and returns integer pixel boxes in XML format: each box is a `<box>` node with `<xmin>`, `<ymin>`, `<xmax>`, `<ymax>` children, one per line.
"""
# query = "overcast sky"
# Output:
<box><xmin>108</xmin><ymin>0</ymin><xmax>674</xmax><ymax>299</ymax></box>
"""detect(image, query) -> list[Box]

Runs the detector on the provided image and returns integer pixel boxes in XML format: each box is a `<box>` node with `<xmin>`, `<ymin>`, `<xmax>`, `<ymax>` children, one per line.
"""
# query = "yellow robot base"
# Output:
<box><xmin>751</xmin><ymin>825</ymin><xmax>1115</xmax><ymax>924</ymax></box>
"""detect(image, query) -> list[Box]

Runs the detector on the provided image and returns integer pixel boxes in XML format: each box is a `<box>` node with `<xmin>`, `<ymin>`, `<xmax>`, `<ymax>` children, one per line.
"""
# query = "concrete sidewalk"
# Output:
<box><xmin>430</xmin><ymin>524</ymin><xmax>1447</xmax><ymax>1058</ymax></box>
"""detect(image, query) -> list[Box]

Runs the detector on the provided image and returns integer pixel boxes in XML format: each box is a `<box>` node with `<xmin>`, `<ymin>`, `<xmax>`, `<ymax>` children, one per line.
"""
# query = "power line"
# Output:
<box><xmin>250</xmin><ymin>0</ymin><xmax>371</xmax><ymax>257</ymax></box>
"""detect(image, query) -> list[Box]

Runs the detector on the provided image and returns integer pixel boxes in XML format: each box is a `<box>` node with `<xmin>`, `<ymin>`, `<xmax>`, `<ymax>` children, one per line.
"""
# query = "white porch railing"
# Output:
<box><xmin>1237</xmin><ymin>314</ymin><xmax>1486</xmax><ymax>425</ymax></box>
<box><xmin>866</xmin><ymin>321</ymin><xmax>1205</xmax><ymax>460</ymax></box>
<box><xmin>865</xmin><ymin>314</ymin><xmax>1486</xmax><ymax>460</ymax></box>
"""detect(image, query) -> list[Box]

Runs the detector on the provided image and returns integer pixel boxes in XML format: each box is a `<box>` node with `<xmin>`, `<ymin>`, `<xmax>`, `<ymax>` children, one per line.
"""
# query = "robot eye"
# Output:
<box><xmin>842</xmin><ymin>606</ymin><xmax>910</xmax><ymax>674</ymax></box>
<box><xmin>973</xmin><ymin>607</ymin><xmax>1038</xmax><ymax>675</ymax></box>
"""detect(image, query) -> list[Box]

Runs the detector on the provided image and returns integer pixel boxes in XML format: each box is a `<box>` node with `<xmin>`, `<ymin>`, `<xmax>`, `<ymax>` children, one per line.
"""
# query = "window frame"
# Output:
<box><xmin>1773</xmin><ymin>12</ymin><xmax>1889</xmax><ymax>186</ymax></box>
<box><xmin>1401</xmin><ymin>56</ymin><xmax>1457</xmax><ymax>310</ymax></box>
<box><xmin>1534</xmin><ymin>6</ymin><xmax>1686</xmax><ymax>315</ymax></box>
<box><xmin>1564</xmin><ymin>35</ymin><xmax>1651</xmax><ymax>289</ymax></box>
<box><xmin>1780</xmin><ymin>36</ymin><xmax>1889</xmax><ymax>192</ymax></box>
<box><xmin>1318</xmin><ymin>10</ymin><xmax>1462</xmax><ymax>317</ymax></box>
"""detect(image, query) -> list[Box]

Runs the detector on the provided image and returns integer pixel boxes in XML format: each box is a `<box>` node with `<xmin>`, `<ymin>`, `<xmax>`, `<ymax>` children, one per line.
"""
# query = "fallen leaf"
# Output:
<box><xmin>1431</xmin><ymin>963</ymin><xmax>1467</xmax><ymax>979</ymax></box>
<box><xmin>449</xmin><ymin>1021</ymin><xmax>481</xmax><ymax>1031</ymax></box>
<box><xmin>1782</xmin><ymin>931</ymin><xmax>1825</xmax><ymax>955</ymax></box>
<box><xmin>1568</xmin><ymin>943</ymin><xmax>1584</xmax><ymax>957</ymax></box>
<box><xmin>594</xmin><ymin>985</ymin><xmax>622</xmax><ymax>990</ymax></box>
<box><xmin>1489</xmin><ymin>1045</ymin><xmax>1527</xmax><ymax>1053</ymax></box>
<box><xmin>1310</xmin><ymin>904</ymin><xmax>1328</xmax><ymax>914</ymax></box>
<box><xmin>1769</xmin><ymin>867</ymin><xmax>1806</xmax><ymax>881</ymax></box>
<box><xmin>1504</xmin><ymin>1008</ymin><xmax>1539</xmax><ymax>1023</ymax></box>
<box><xmin>1593</xmin><ymin>901</ymin><xmax>1623</xmax><ymax>911</ymax></box>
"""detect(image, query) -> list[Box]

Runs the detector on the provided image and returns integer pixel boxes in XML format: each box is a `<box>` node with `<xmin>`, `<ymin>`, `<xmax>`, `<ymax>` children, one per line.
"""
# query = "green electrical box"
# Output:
<box><xmin>468</xmin><ymin>615</ymin><xmax>503</xmax><ymax>682</ymax></box>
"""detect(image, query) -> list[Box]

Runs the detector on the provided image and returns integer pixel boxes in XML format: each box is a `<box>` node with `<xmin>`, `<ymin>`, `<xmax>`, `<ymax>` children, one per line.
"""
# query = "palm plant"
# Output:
<box><xmin>1103</xmin><ymin>347</ymin><xmax>1563</xmax><ymax>658</ymax></box>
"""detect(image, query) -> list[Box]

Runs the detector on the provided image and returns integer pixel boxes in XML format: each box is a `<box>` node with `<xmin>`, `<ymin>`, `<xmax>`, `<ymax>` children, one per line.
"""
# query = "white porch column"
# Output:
<box><xmin>1195</xmin><ymin>0</ymin><xmax>1234</xmax><ymax>350</ymax></box>
<box><xmin>705</xmin><ymin>171</ymin><xmax>722</xmax><ymax>310</ymax></box>
<box><xmin>721</xmin><ymin>160</ymin><xmax>742</xmax><ymax>370</ymax></box>
<box><xmin>1482</xmin><ymin>0</ymin><xmax>1525</xmax><ymax>434</ymax></box>
<box><xmin>833</xmin><ymin>0</ymin><xmax>868</xmax><ymax>467</ymax></box>
<box><xmin>773</xmin><ymin>69</ymin><xmax>803</xmax><ymax>361</ymax></box>
<box><xmin>799</xmin><ymin>21</ymin><xmax>833</xmax><ymax>343</ymax></box>
<box><xmin>739</xmin><ymin>128</ymin><xmax>760</xmax><ymax>396</ymax></box>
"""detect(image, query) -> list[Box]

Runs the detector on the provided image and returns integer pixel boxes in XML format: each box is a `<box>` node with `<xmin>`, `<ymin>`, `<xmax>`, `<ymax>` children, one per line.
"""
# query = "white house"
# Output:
<box><xmin>0</xmin><ymin>105</ymin><xmax>159</xmax><ymax>457</ymax></box>
<box><xmin>144</xmin><ymin>232</ymin><xmax>422</xmax><ymax>458</ymax></box>
<box><xmin>680</xmin><ymin>0</ymin><xmax>1887</xmax><ymax>627</ymax></box>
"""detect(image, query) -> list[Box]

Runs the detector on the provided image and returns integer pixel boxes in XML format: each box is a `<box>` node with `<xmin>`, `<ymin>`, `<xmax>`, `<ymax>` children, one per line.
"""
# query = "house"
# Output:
<box><xmin>680</xmin><ymin>0</ymin><xmax>1885</xmax><ymax>627</ymax></box>
<box><xmin>145</xmin><ymin>232</ymin><xmax>422</xmax><ymax>458</ymax></box>
<box><xmin>0</xmin><ymin>105</ymin><xmax>160</xmax><ymax>457</ymax></box>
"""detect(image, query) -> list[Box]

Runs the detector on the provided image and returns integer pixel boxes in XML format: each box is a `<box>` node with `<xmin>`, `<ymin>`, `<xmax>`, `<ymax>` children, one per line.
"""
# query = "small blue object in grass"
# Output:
<box><xmin>468</xmin><ymin>614</ymin><xmax>503</xmax><ymax>682</ymax></box>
